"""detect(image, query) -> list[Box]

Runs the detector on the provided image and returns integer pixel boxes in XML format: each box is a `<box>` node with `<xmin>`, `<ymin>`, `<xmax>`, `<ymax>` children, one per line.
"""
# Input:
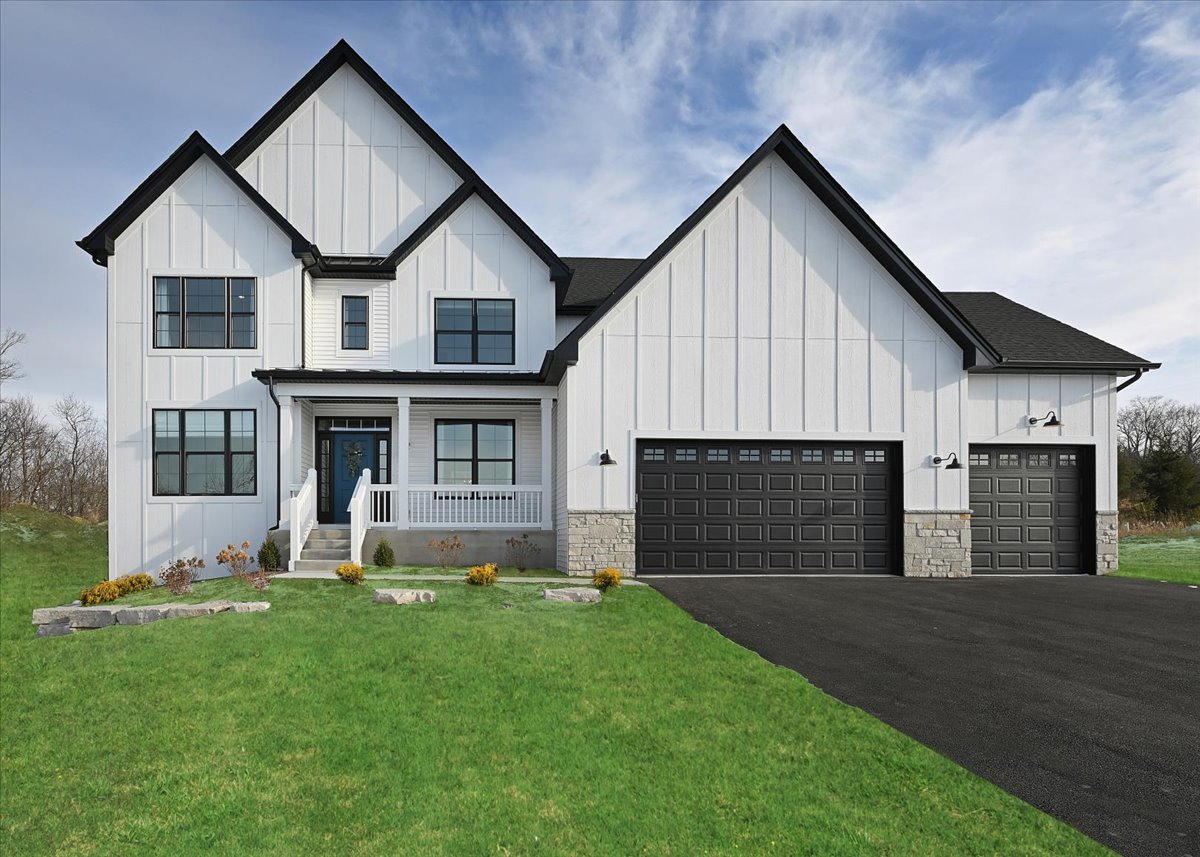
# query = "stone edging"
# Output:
<box><xmin>33</xmin><ymin>600</ymin><xmax>269</xmax><ymax>637</ymax></box>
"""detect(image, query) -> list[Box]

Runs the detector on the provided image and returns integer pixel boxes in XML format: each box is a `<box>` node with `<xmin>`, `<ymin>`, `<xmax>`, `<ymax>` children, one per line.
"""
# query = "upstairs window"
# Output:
<box><xmin>153</xmin><ymin>277</ymin><xmax>256</xmax><ymax>349</ymax></box>
<box><xmin>342</xmin><ymin>296</ymin><xmax>369</xmax><ymax>350</ymax></box>
<box><xmin>153</xmin><ymin>409</ymin><xmax>256</xmax><ymax>496</ymax></box>
<box><xmin>435</xmin><ymin>298</ymin><xmax>514</xmax><ymax>364</ymax></box>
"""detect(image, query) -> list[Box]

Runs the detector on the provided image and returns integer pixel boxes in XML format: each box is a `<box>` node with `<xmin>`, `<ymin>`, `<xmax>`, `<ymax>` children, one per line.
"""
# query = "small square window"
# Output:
<box><xmin>864</xmin><ymin>449</ymin><xmax>886</xmax><ymax>464</ymax></box>
<box><xmin>1058</xmin><ymin>452</ymin><xmax>1077</xmax><ymax>467</ymax></box>
<box><xmin>738</xmin><ymin>448</ymin><xmax>761</xmax><ymax>463</ymax></box>
<box><xmin>969</xmin><ymin>453</ymin><xmax>989</xmax><ymax>467</ymax></box>
<box><xmin>1029</xmin><ymin>453</ymin><xmax>1051</xmax><ymax>467</ymax></box>
<box><xmin>769</xmin><ymin>448</ymin><xmax>793</xmax><ymax>464</ymax></box>
<box><xmin>998</xmin><ymin>453</ymin><xmax>1020</xmax><ymax>467</ymax></box>
<box><xmin>707</xmin><ymin>448</ymin><xmax>730</xmax><ymax>463</ymax></box>
<box><xmin>833</xmin><ymin>449</ymin><xmax>855</xmax><ymax>464</ymax></box>
<box><xmin>642</xmin><ymin>447</ymin><xmax>666</xmax><ymax>462</ymax></box>
<box><xmin>801</xmin><ymin>449</ymin><xmax>823</xmax><ymax>464</ymax></box>
<box><xmin>674</xmin><ymin>447</ymin><xmax>698</xmax><ymax>463</ymax></box>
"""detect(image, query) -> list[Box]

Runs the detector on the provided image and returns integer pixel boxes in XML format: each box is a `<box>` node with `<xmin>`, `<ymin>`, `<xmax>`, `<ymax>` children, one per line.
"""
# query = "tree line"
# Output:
<box><xmin>1117</xmin><ymin>396</ymin><xmax>1200</xmax><ymax>521</ymax></box>
<box><xmin>0</xmin><ymin>330</ymin><xmax>108</xmax><ymax>521</ymax></box>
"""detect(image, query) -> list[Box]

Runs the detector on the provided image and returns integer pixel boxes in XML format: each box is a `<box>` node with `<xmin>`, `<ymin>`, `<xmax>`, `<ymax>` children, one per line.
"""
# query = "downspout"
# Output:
<box><xmin>267</xmin><ymin>375</ymin><xmax>282</xmax><ymax>529</ymax></box>
<box><xmin>1115</xmin><ymin>369</ymin><xmax>1145</xmax><ymax>393</ymax></box>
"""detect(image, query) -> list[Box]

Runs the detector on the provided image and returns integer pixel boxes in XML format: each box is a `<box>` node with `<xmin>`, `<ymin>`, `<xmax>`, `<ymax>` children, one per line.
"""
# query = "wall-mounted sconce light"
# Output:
<box><xmin>932</xmin><ymin>452</ymin><xmax>962</xmax><ymax>470</ymax></box>
<box><xmin>599</xmin><ymin>449</ymin><xmax>617</xmax><ymax>466</ymax></box>
<box><xmin>1028</xmin><ymin>410</ymin><xmax>1062</xmax><ymax>427</ymax></box>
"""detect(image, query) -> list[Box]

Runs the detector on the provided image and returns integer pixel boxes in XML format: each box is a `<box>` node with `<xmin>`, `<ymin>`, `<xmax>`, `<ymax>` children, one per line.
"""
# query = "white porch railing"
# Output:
<box><xmin>288</xmin><ymin>469</ymin><xmax>317</xmax><ymax>571</ymax></box>
<box><xmin>355</xmin><ymin>484</ymin><xmax>545</xmax><ymax>528</ymax></box>
<box><xmin>347</xmin><ymin>469</ymin><xmax>371</xmax><ymax>566</ymax></box>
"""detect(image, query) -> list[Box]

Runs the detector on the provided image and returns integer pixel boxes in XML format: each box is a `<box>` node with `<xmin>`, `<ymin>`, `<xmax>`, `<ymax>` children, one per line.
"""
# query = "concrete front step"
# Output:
<box><xmin>308</xmin><ymin>528</ymin><xmax>351</xmax><ymax>540</ymax></box>
<box><xmin>292</xmin><ymin>559</ymin><xmax>348</xmax><ymax>572</ymax></box>
<box><xmin>300</xmin><ymin>549</ymin><xmax>352</xmax><ymax>561</ymax></box>
<box><xmin>305</xmin><ymin>539</ymin><xmax>351</xmax><ymax>550</ymax></box>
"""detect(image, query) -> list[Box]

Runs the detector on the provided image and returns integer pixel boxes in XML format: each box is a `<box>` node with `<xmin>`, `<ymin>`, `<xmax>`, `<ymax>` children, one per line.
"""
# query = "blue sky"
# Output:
<box><xmin>1</xmin><ymin>0</ymin><xmax>1196</xmax><ymax>413</ymax></box>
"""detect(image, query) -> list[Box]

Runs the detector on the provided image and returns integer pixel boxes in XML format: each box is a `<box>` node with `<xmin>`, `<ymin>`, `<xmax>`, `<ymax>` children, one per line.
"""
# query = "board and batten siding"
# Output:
<box><xmin>565</xmin><ymin>152</ymin><xmax>969</xmax><ymax>513</ymax></box>
<box><xmin>235</xmin><ymin>65</ymin><xmax>461</xmax><ymax>256</ymax></box>
<box><xmin>967</xmin><ymin>373</ymin><xmax>1119</xmax><ymax>509</ymax></box>
<box><xmin>310</xmin><ymin>279</ymin><xmax>391</xmax><ymax>368</ymax></box>
<box><xmin>107</xmin><ymin>154</ymin><xmax>301</xmax><ymax>578</ymax></box>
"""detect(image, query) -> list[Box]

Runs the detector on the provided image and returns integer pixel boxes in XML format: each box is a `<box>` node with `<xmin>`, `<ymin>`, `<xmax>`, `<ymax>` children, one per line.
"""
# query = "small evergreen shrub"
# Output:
<box><xmin>80</xmin><ymin>580</ymin><xmax>121</xmax><ymax>605</ymax></box>
<box><xmin>427</xmin><ymin>535</ymin><xmax>465</xmax><ymax>569</ymax></box>
<box><xmin>160</xmin><ymin>557</ymin><xmax>204</xmax><ymax>595</ymax></box>
<box><xmin>257</xmin><ymin>536</ymin><xmax>283</xmax><ymax>572</ymax></box>
<box><xmin>372</xmin><ymin>537</ymin><xmax>395</xmax><ymax>568</ymax></box>
<box><xmin>335</xmin><ymin>563</ymin><xmax>364</xmax><ymax>584</ymax></box>
<box><xmin>592</xmin><ymin>567</ymin><xmax>622</xmax><ymax>591</ymax></box>
<box><xmin>504</xmin><ymin>533</ymin><xmax>541</xmax><ymax>571</ymax></box>
<box><xmin>465</xmin><ymin>563</ymin><xmax>498</xmax><ymax>586</ymax></box>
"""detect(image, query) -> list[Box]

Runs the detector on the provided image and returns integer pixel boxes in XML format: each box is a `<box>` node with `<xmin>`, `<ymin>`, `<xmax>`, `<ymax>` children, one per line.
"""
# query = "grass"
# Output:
<box><xmin>1113</xmin><ymin>533</ymin><xmax>1200</xmax><ymax>585</ymax></box>
<box><xmin>361</xmin><ymin>564</ymin><xmax>566</xmax><ymax>578</ymax></box>
<box><xmin>1</xmin><ymin>506</ymin><xmax>1106</xmax><ymax>856</ymax></box>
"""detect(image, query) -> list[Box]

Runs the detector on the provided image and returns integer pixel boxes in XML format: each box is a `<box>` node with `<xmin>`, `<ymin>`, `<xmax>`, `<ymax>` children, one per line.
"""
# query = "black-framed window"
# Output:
<box><xmin>153</xmin><ymin>276</ymin><xmax>256</xmax><ymax>349</ymax></box>
<box><xmin>435</xmin><ymin>420</ymin><xmax>515</xmax><ymax>485</ymax></box>
<box><xmin>435</xmin><ymin>298</ymin><xmax>514</xmax><ymax>364</ymax></box>
<box><xmin>342</xmin><ymin>296</ymin><xmax>369</xmax><ymax>350</ymax></box>
<box><xmin>153</xmin><ymin>409</ymin><xmax>256</xmax><ymax>496</ymax></box>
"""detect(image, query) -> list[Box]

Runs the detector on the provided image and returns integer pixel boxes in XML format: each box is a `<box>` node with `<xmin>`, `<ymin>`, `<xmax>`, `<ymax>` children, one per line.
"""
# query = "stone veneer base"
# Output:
<box><xmin>566</xmin><ymin>510</ymin><xmax>636</xmax><ymax>577</ymax></box>
<box><xmin>903</xmin><ymin>512</ymin><xmax>972</xmax><ymax>578</ymax></box>
<box><xmin>1096</xmin><ymin>511</ymin><xmax>1118</xmax><ymax>575</ymax></box>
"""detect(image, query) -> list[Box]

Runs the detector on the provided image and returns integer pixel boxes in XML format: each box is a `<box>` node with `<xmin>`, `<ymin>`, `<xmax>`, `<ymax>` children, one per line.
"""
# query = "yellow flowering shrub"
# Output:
<box><xmin>113</xmin><ymin>573</ymin><xmax>154</xmax><ymax>596</ymax></box>
<box><xmin>465</xmin><ymin>563</ymin><xmax>498</xmax><ymax>586</ymax></box>
<box><xmin>335</xmin><ymin>563</ymin><xmax>364</xmax><ymax>584</ymax></box>
<box><xmin>80</xmin><ymin>580</ymin><xmax>122</xmax><ymax>605</ymax></box>
<box><xmin>592</xmin><ymin>567</ymin><xmax>622</xmax><ymax>591</ymax></box>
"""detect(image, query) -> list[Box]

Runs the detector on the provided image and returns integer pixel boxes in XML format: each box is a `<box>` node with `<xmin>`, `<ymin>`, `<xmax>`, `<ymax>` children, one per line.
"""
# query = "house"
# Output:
<box><xmin>78</xmin><ymin>40</ymin><xmax>1158</xmax><ymax>579</ymax></box>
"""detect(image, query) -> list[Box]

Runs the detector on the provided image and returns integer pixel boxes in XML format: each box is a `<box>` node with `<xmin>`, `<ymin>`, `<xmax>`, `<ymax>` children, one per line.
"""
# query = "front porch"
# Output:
<box><xmin>273</xmin><ymin>386</ymin><xmax>556</xmax><ymax>570</ymax></box>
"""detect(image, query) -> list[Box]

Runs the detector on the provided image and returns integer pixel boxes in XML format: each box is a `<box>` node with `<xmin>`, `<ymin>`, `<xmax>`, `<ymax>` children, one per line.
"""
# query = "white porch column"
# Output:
<box><xmin>395</xmin><ymin>396</ymin><xmax>410</xmax><ymax>529</ymax></box>
<box><xmin>278</xmin><ymin>395</ymin><xmax>295</xmax><ymax>524</ymax></box>
<box><xmin>540</xmin><ymin>396</ymin><xmax>553</xmax><ymax>530</ymax></box>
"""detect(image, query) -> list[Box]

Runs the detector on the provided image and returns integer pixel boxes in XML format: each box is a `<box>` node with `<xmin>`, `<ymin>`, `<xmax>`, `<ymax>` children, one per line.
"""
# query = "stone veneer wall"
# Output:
<box><xmin>566</xmin><ymin>510</ymin><xmax>636</xmax><ymax>577</ymax></box>
<box><xmin>903</xmin><ymin>512</ymin><xmax>972</xmax><ymax>578</ymax></box>
<box><xmin>1096</xmin><ymin>511</ymin><xmax>1118</xmax><ymax>575</ymax></box>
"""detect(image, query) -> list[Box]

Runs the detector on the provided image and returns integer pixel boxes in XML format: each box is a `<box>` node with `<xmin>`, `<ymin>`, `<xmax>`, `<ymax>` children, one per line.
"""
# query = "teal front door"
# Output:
<box><xmin>331</xmin><ymin>433</ymin><xmax>376</xmax><ymax>524</ymax></box>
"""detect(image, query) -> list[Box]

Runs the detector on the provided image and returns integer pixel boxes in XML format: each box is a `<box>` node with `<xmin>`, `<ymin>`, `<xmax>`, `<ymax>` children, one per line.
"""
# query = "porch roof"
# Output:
<box><xmin>252</xmin><ymin>367</ymin><xmax>555</xmax><ymax>386</ymax></box>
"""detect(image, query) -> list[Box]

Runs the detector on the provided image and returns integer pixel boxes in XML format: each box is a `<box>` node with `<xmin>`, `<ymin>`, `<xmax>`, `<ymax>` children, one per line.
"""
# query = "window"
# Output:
<box><xmin>1058</xmin><ymin>452</ymin><xmax>1077</xmax><ymax>467</ymax></box>
<box><xmin>864</xmin><ymin>449</ymin><xmax>887</xmax><ymax>464</ymax></box>
<box><xmin>1029</xmin><ymin>452</ymin><xmax>1051</xmax><ymax>467</ymax></box>
<box><xmin>674</xmin><ymin>447</ymin><xmax>698</xmax><ymax>463</ymax></box>
<box><xmin>770</xmin><ymin>448</ymin><xmax>793</xmax><ymax>464</ymax></box>
<box><xmin>153</xmin><ymin>409</ymin><xmax>255</xmax><ymax>496</ymax></box>
<box><xmin>801</xmin><ymin>449</ymin><xmax>823</xmax><ymax>463</ymax></box>
<box><xmin>969</xmin><ymin>452</ymin><xmax>989</xmax><ymax>467</ymax></box>
<box><xmin>642</xmin><ymin>447</ymin><xmax>666</xmax><ymax>462</ymax></box>
<box><xmin>707</xmin><ymin>448</ymin><xmax>730</xmax><ymax>463</ymax></box>
<box><xmin>833</xmin><ymin>449</ymin><xmax>855</xmax><ymax>464</ymax></box>
<box><xmin>435</xmin><ymin>421</ymin><xmax>515</xmax><ymax>485</ymax></box>
<box><xmin>153</xmin><ymin>276</ymin><xmax>256</xmax><ymax>349</ymax></box>
<box><xmin>435</xmin><ymin>298</ymin><xmax>514</xmax><ymax>364</ymax></box>
<box><xmin>342</xmin><ymin>296</ymin><xmax>369</xmax><ymax>350</ymax></box>
<box><xmin>998</xmin><ymin>452</ymin><xmax>1020</xmax><ymax>467</ymax></box>
<box><xmin>738</xmin><ymin>448</ymin><xmax>761</xmax><ymax>463</ymax></box>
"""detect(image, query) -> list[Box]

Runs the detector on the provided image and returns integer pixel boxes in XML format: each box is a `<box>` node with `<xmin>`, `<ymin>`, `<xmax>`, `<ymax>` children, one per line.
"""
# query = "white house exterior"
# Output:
<box><xmin>79</xmin><ymin>41</ymin><xmax>1157</xmax><ymax>580</ymax></box>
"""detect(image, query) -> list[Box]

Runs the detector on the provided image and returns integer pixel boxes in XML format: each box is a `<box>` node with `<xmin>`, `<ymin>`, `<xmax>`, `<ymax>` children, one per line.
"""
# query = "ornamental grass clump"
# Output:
<box><xmin>592</xmin><ymin>567</ymin><xmax>622</xmax><ymax>591</ymax></box>
<box><xmin>372</xmin><ymin>537</ymin><xmax>395</xmax><ymax>568</ymax></box>
<box><xmin>160</xmin><ymin>557</ymin><xmax>205</xmax><ymax>595</ymax></box>
<box><xmin>114</xmin><ymin>573</ymin><xmax>154</xmax><ymax>596</ymax></box>
<box><xmin>335</xmin><ymin>563</ymin><xmax>364</xmax><ymax>585</ymax></box>
<box><xmin>218</xmin><ymin>541</ymin><xmax>272</xmax><ymax>591</ymax></box>
<box><xmin>465</xmin><ymin>563</ymin><xmax>499</xmax><ymax>586</ymax></box>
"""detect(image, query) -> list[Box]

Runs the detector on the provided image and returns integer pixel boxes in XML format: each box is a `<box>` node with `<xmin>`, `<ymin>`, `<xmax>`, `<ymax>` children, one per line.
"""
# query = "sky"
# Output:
<box><xmin>1</xmin><ymin>0</ymin><xmax>1197</xmax><ymax>415</ymax></box>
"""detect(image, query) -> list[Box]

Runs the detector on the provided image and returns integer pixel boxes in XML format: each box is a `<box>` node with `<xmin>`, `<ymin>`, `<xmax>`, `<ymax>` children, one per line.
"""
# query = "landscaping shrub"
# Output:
<box><xmin>80</xmin><ymin>580</ymin><xmax>121</xmax><ymax>605</ymax></box>
<box><xmin>593</xmin><ymin>567</ymin><xmax>622</xmax><ymax>591</ymax></box>
<box><xmin>427</xmin><ymin>534</ymin><xmax>465</xmax><ymax>569</ymax></box>
<box><xmin>159</xmin><ymin>557</ymin><xmax>204</xmax><ymax>595</ymax></box>
<box><xmin>504</xmin><ymin>533</ymin><xmax>541</xmax><ymax>571</ymax></box>
<box><xmin>113</xmin><ymin>573</ymin><xmax>154</xmax><ymax>596</ymax></box>
<box><xmin>465</xmin><ymin>562</ymin><xmax>498</xmax><ymax>586</ymax></box>
<box><xmin>257</xmin><ymin>536</ymin><xmax>283</xmax><ymax>572</ymax></box>
<box><xmin>335</xmin><ymin>563</ymin><xmax>364</xmax><ymax>584</ymax></box>
<box><xmin>372</xmin><ymin>537</ymin><xmax>395</xmax><ymax>568</ymax></box>
<box><xmin>219</xmin><ymin>541</ymin><xmax>272</xmax><ymax>591</ymax></box>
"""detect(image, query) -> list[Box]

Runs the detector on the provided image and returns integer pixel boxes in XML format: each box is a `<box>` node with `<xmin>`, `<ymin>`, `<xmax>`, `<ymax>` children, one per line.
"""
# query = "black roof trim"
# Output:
<box><xmin>224</xmin><ymin>39</ymin><xmax>569</xmax><ymax>284</ymax></box>
<box><xmin>381</xmin><ymin>181</ymin><xmax>477</xmax><ymax>268</ymax></box>
<box><xmin>553</xmin><ymin>125</ymin><xmax>1001</xmax><ymax>371</ymax></box>
<box><xmin>253</xmin><ymin>362</ymin><xmax>563</xmax><ymax>387</ymax></box>
<box><xmin>77</xmin><ymin>132</ymin><xmax>311</xmax><ymax>266</ymax></box>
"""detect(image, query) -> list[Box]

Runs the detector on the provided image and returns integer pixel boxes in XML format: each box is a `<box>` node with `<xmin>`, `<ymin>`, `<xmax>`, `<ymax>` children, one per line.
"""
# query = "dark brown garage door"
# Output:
<box><xmin>636</xmin><ymin>441</ymin><xmax>898</xmax><ymax>574</ymax></box>
<box><xmin>968</xmin><ymin>445</ymin><xmax>1092</xmax><ymax>573</ymax></box>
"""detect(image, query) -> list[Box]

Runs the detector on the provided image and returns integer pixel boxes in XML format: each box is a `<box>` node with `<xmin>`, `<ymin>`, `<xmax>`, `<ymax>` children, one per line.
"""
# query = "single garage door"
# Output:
<box><xmin>636</xmin><ymin>441</ymin><xmax>898</xmax><ymax>574</ymax></box>
<box><xmin>968</xmin><ymin>445</ymin><xmax>1092</xmax><ymax>573</ymax></box>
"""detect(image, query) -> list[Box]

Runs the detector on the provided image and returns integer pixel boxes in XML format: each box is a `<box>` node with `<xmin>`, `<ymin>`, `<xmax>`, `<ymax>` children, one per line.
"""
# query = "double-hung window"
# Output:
<box><xmin>153</xmin><ymin>409</ymin><xmax>256</xmax><ymax>496</ymax></box>
<box><xmin>342</xmin><ymin>296</ymin><xmax>369</xmax><ymax>350</ymax></box>
<box><xmin>153</xmin><ymin>276</ymin><xmax>256</xmax><ymax>349</ymax></box>
<box><xmin>434</xmin><ymin>298</ymin><xmax>514</xmax><ymax>364</ymax></box>
<box><xmin>434</xmin><ymin>420</ymin><xmax>515</xmax><ymax>485</ymax></box>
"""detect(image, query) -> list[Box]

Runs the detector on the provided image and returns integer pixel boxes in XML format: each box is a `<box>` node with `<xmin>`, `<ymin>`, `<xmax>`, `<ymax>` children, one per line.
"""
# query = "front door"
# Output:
<box><xmin>330</xmin><ymin>433</ymin><xmax>377</xmax><ymax>524</ymax></box>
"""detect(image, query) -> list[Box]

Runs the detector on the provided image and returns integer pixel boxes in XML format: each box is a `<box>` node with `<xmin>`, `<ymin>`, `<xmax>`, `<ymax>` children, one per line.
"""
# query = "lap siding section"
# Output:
<box><xmin>636</xmin><ymin>440</ymin><xmax>899</xmax><ymax>575</ymax></box>
<box><xmin>968</xmin><ymin>445</ymin><xmax>1093</xmax><ymax>574</ymax></box>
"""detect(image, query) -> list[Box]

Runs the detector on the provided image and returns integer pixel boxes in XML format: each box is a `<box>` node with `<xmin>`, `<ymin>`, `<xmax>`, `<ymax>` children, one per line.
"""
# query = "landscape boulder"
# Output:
<box><xmin>33</xmin><ymin>599</ymin><xmax>269</xmax><ymax>636</ymax></box>
<box><xmin>543</xmin><ymin>587</ymin><xmax>601</xmax><ymax>603</ymax></box>
<box><xmin>373</xmin><ymin>589</ymin><xmax>436</xmax><ymax>605</ymax></box>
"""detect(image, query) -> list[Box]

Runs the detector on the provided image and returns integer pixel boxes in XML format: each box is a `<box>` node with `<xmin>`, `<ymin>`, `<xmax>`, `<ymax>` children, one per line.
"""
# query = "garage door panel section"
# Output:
<box><xmin>636</xmin><ymin>441</ymin><xmax>898</xmax><ymax>574</ymax></box>
<box><xmin>968</xmin><ymin>445</ymin><xmax>1091</xmax><ymax>574</ymax></box>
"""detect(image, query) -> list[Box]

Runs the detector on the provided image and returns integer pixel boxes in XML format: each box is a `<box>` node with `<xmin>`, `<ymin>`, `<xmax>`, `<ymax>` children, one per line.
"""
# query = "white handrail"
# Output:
<box><xmin>348</xmin><ymin>468</ymin><xmax>372</xmax><ymax>566</ymax></box>
<box><xmin>288</xmin><ymin>468</ymin><xmax>317</xmax><ymax>571</ymax></box>
<box><xmin>406</xmin><ymin>484</ymin><xmax>543</xmax><ymax>528</ymax></box>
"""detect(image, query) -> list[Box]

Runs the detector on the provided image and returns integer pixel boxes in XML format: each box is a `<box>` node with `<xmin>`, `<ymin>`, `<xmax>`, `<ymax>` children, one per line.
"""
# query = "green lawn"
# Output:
<box><xmin>362</xmin><ymin>564</ymin><xmax>566</xmax><ymax>578</ymax></box>
<box><xmin>1113</xmin><ymin>535</ymin><xmax>1200</xmax><ymax>585</ymax></box>
<box><xmin>1</xmin><ymin>506</ymin><xmax>1106</xmax><ymax>855</ymax></box>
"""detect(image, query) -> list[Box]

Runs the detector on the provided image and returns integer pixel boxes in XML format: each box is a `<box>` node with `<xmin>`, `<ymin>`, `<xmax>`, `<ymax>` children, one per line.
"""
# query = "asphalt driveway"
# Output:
<box><xmin>648</xmin><ymin>575</ymin><xmax>1200</xmax><ymax>857</ymax></box>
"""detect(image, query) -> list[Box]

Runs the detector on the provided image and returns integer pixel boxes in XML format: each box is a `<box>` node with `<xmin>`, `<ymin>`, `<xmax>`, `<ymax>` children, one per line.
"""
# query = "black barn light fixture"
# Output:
<box><xmin>1028</xmin><ymin>410</ymin><xmax>1063</xmax><ymax>427</ymax></box>
<box><xmin>932</xmin><ymin>452</ymin><xmax>962</xmax><ymax>470</ymax></box>
<box><xmin>599</xmin><ymin>449</ymin><xmax>617</xmax><ymax>466</ymax></box>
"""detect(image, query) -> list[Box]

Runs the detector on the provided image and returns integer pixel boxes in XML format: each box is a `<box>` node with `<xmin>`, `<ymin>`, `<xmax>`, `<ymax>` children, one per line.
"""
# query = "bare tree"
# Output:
<box><xmin>0</xmin><ymin>329</ymin><xmax>26</xmax><ymax>387</ymax></box>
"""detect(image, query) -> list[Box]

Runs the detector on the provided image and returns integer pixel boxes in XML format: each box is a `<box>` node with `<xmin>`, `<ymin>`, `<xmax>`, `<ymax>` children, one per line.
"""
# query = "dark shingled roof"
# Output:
<box><xmin>561</xmin><ymin>257</ymin><xmax>644</xmax><ymax>311</ymax></box>
<box><xmin>943</xmin><ymin>292</ymin><xmax>1156</xmax><ymax>370</ymax></box>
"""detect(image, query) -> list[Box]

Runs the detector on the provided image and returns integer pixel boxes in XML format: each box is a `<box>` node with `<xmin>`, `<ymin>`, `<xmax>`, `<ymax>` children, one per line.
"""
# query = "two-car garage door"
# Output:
<box><xmin>636</xmin><ymin>441</ymin><xmax>898</xmax><ymax>574</ymax></box>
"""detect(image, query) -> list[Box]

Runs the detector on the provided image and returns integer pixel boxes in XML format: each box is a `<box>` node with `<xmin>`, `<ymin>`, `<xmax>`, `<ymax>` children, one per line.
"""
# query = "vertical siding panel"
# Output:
<box><xmin>837</xmin><ymin>340</ymin><xmax>870</xmax><ymax>432</ymax></box>
<box><xmin>771</xmin><ymin>338</ymin><xmax>804</xmax><ymax>430</ymax></box>
<box><xmin>804</xmin><ymin>209</ymin><xmax>837</xmax><ymax>339</ymax></box>
<box><xmin>805</xmin><ymin>340</ymin><xmax>836</xmax><ymax>431</ymax></box>
<box><xmin>738</xmin><ymin>168</ymin><xmax>771</xmax><ymax>339</ymax></box>
<box><xmin>996</xmin><ymin>375</ymin><xmax>1030</xmax><ymax>438</ymax></box>
<box><xmin>738</xmin><ymin>338</ymin><xmax>770</xmax><ymax>431</ymax></box>
<box><xmin>1028</xmin><ymin>375</ymin><xmax>1060</xmax><ymax>439</ymax></box>
<box><xmin>967</xmin><ymin>373</ymin><xmax>998</xmax><ymax>438</ymax></box>
<box><xmin>569</xmin><ymin>338</ymin><xmax>604</xmax><ymax>508</ymax></box>
<box><xmin>704</xmin><ymin>203</ymin><xmax>737</xmax><ymax>338</ymax></box>
<box><xmin>935</xmin><ymin>342</ymin><xmax>962</xmax><ymax>509</ymax></box>
<box><xmin>904</xmin><ymin>340</ymin><xmax>937</xmax><ymax>509</ymax></box>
